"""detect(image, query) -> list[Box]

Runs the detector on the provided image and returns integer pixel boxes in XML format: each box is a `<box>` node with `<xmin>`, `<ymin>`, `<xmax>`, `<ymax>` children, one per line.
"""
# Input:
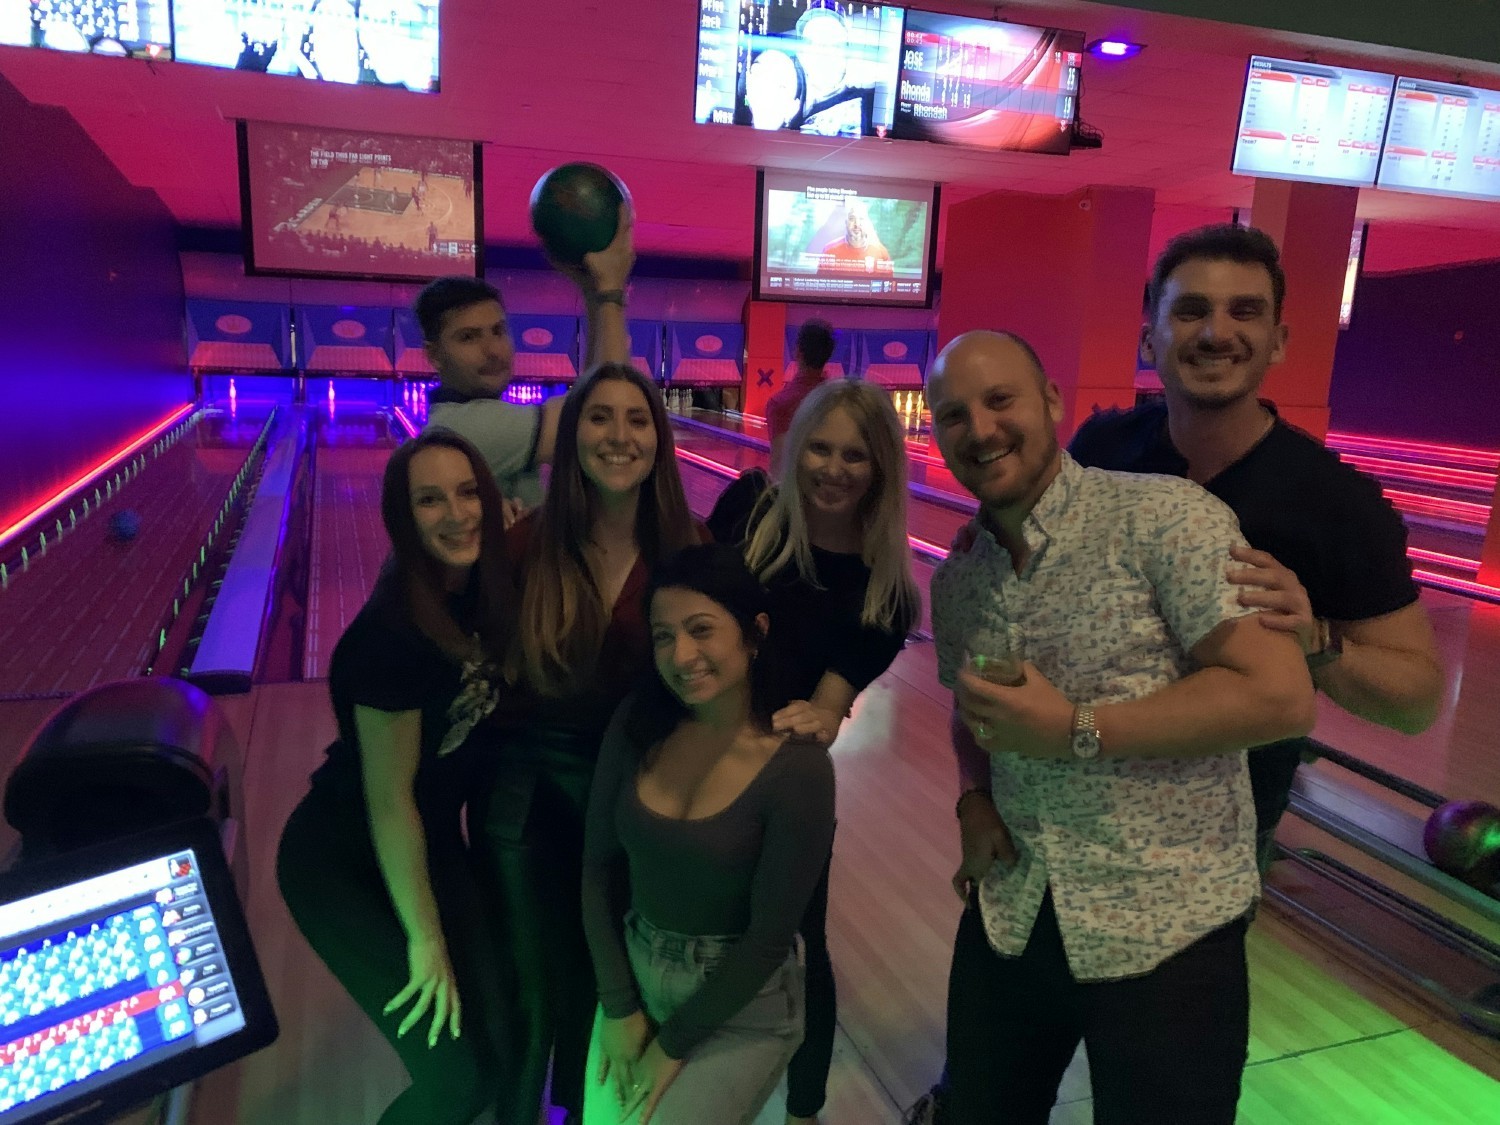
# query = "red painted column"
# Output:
<box><xmin>1478</xmin><ymin>475</ymin><xmax>1500</xmax><ymax>587</ymax></box>
<box><xmin>935</xmin><ymin>185</ymin><xmax>1153</xmax><ymax>439</ymax></box>
<box><xmin>742</xmin><ymin>300</ymin><xmax>787</xmax><ymax>420</ymax></box>
<box><xmin>1249</xmin><ymin>179</ymin><xmax>1361</xmax><ymax>441</ymax></box>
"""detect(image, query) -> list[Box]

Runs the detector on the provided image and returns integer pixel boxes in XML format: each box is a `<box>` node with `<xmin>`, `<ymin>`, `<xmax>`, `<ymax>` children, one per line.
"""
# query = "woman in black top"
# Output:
<box><xmin>707</xmin><ymin>378</ymin><xmax>920</xmax><ymax>1124</ymax></box>
<box><xmin>276</xmin><ymin>430</ymin><xmax>512</xmax><ymax>1125</ymax></box>
<box><xmin>581</xmin><ymin>543</ymin><xmax>835</xmax><ymax>1125</ymax></box>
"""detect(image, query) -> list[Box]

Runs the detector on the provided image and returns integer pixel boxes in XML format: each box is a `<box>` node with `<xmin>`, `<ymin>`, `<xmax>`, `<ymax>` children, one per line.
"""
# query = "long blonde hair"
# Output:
<box><xmin>744</xmin><ymin>379</ymin><xmax>920</xmax><ymax>632</ymax></box>
<box><xmin>508</xmin><ymin>363</ymin><xmax>698</xmax><ymax>697</ymax></box>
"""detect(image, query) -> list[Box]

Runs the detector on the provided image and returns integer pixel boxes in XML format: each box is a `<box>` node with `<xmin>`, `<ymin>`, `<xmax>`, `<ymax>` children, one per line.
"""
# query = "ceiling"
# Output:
<box><xmin>5</xmin><ymin>0</ymin><xmax>1500</xmax><ymax>274</ymax></box>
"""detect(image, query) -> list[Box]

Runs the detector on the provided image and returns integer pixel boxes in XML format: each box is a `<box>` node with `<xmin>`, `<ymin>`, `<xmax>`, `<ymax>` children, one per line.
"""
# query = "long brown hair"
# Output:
<box><xmin>380</xmin><ymin>429</ymin><xmax>512</xmax><ymax>663</ymax></box>
<box><xmin>509</xmin><ymin>363</ymin><xmax>697</xmax><ymax>696</ymax></box>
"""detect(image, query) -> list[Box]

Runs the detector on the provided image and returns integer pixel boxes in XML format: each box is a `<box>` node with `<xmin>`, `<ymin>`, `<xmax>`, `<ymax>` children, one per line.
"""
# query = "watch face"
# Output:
<box><xmin>1072</xmin><ymin>731</ymin><xmax>1101</xmax><ymax>760</ymax></box>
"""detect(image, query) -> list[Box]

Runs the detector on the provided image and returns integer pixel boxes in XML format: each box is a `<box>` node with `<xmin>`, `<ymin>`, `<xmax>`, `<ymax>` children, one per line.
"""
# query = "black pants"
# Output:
<box><xmin>942</xmin><ymin>891</ymin><xmax>1250</xmax><ymax>1125</ymax></box>
<box><xmin>473</xmin><ymin>739</ymin><xmax>598</xmax><ymax>1125</ymax></box>
<box><xmin>785</xmin><ymin>847</ymin><xmax>835</xmax><ymax>1118</ymax></box>
<box><xmin>277</xmin><ymin>795</ymin><xmax>508</xmax><ymax>1125</ymax></box>
<box><xmin>1250</xmin><ymin>739</ymin><xmax>1306</xmax><ymax>870</ymax></box>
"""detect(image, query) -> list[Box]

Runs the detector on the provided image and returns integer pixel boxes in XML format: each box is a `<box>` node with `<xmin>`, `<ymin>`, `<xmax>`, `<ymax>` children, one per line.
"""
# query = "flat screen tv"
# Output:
<box><xmin>754</xmin><ymin>168</ymin><xmax>938</xmax><ymax>307</ymax></box>
<box><xmin>0</xmin><ymin>0</ymin><xmax>172</xmax><ymax>58</ymax></box>
<box><xmin>695</xmin><ymin>0</ymin><xmax>906</xmax><ymax>138</ymax></box>
<box><xmin>890</xmin><ymin>12</ymin><xmax>1083</xmax><ymax>154</ymax></box>
<box><xmin>1231</xmin><ymin>56</ymin><xmax>1394</xmax><ymax>188</ymax></box>
<box><xmin>0</xmin><ymin>819</ymin><xmax>278</xmax><ymax>1125</ymax></box>
<box><xmin>1376</xmin><ymin>76</ymin><xmax>1500</xmax><ymax>202</ymax></box>
<box><xmin>173</xmin><ymin>0</ymin><xmax>440</xmax><ymax>91</ymax></box>
<box><xmin>238</xmin><ymin>119</ymin><xmax>482</xmax><ymax>283</ymax></box>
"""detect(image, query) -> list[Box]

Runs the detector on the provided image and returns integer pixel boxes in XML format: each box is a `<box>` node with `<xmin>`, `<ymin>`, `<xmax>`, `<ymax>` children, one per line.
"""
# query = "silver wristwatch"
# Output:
<box><xmin>1070</xmin><ymin>705</ymin><xmax>1101</xmax><ymax>760</ymax></box>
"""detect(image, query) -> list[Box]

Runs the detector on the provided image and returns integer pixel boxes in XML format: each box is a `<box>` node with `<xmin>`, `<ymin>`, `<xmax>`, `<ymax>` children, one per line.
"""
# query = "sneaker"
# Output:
<box><xmin>902</xmin><ymin>1085</ymin><xmax>943</xmax><ymax>1125</ymax></box>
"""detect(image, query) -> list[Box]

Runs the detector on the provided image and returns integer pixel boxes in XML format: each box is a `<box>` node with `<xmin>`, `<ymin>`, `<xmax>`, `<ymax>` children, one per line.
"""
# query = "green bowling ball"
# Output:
<box><xmin>1423</xmin><ymin>799</ymin><xmax>1500</xmax><ymax>890</ymax></box>
<box><xmin>528</xmin><ymin>163</ymin><xmax>630</xmax><ymax>266</ymax></box>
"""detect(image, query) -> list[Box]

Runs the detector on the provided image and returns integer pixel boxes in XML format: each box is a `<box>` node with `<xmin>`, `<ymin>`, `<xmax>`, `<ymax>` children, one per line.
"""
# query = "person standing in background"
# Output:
<box><xmin>766</xmin><ymin>319</ymin><xmax>835</xmax><ymax>479</ymax></box>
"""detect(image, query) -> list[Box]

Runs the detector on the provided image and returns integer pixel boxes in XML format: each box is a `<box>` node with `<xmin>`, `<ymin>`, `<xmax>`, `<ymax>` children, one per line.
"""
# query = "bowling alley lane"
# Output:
<box><xmin>300</xmin><ymin>409</ymin><xmax>402</xmax><ymax>680</ymax></box>
<box><xmin>0</xmin><ymin>407</ymin><xmax>271</xmax><ymax>697</ymax></box>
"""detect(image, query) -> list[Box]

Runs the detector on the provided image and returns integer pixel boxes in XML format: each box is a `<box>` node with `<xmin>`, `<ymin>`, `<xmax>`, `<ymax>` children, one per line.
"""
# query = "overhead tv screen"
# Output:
<box><xmin>695</xmin><ymin>0</ymin><xmax>906</xmax><ymax>138</ymax></box>
<box><xmin>891</xmin><ymin>12</ymin><xmax>1082</xmax><ymax>154</ymax></box>
<box><xmin>755</xmin><ymin>168</ymin><xmax>938</xmax><ymax>307</ymax></box>
<box><xmin>0</xmin><ymin>0</ymin><xmax>172</xmax><ymax>58</ymax></box>
<box><xmin>238</xmin><ymin>120</ymin><xmax>481</xmax><ymax>283</ymax></box>
<box><xmin>174</xmin><ymin>0</ymin><xmax>440</xmax><ymax>91</ymax></box>
<box><xmin>1231</xmin><ymin>57</ymin><xmax>1393</xmax><ymax>188</ymax></box>
<box><xmin>1376</xmin><ymin>76</ymin><xmax>1500</xmax><ymax>202</ymax></box>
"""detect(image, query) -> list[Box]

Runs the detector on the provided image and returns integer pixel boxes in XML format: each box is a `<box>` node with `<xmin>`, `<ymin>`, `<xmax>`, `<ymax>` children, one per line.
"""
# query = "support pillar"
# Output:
<box><xmin>935</xmin><ymin>184</ymin><xmax>1154</xmax><ymax>439</ymax></box>
<box><xmin>742</xmin><ymin>300</ymin><xmax>788</xmax><ymax>420</ymax></box>
<box><xmin>1250</xmin><ymin>178</ymin><xmax>1361</xmax><ymax>440</ymax></box>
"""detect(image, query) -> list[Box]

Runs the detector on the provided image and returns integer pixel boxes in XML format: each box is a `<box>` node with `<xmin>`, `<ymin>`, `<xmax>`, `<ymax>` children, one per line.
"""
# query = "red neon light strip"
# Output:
<box><xmin>0</xmin><ymin>403</ymin><xmax>195</xmax><ymax>553</ymax></box>
<box><xmin>1327</xmin><ymin>431</ymin><xmax>1500</xmax><ymax>468</ymax></box>
<box><xmin>1412</xmin><ymin>568</ymin><xmax>1500</xmax><ymax>603</ymax></box>
<box><xmin>392</xmin><ymin>406</ymin><xmax>419</xmax><ymax>439</ymax></box>
<box><xmin>1381</xmin><ymin>488</ymin><xmax>1490</xmax><ymax>524</ymax></box>
<box><xmin>1407</xmin><ymin>548</ymin><xmax>1480</xmax><ymax>574</ymax></box>
<box><xmin>1337</xmin><ymin>453</ymin><xmax>1496</xmax><ymax>492</ymax></box>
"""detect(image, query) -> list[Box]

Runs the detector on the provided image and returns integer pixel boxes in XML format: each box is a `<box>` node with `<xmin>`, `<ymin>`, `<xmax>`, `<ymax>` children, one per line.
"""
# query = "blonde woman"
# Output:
<box><xmin>707</xmin><ymin>378</ymin><xmax>920</xmax><ymax>1124</ymax></box>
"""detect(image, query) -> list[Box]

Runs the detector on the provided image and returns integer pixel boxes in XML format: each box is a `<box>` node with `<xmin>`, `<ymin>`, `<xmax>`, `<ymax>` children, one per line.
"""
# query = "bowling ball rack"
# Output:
<box><xmin>1268</xmin><ymin>739</ymin><xmax>1500</xmax><ymax>1037</ymax></box>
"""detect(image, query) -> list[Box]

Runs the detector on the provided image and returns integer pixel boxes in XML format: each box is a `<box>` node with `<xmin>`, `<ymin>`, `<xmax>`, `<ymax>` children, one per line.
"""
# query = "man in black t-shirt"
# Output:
<box><xmin>905</xmin><ymin>223</ymin><xmax>1447</xmax><ymax>1125</ymax></box>
<box><xmin>1071</xmin><ymin>224</ymin><xmax>1444</xmax><ymax>867</ymax></box>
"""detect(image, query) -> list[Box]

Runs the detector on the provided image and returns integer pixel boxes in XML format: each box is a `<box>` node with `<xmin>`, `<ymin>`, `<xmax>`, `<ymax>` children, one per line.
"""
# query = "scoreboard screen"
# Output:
<box><xmin>891</xmin><ymin>11</ymin><xmax>1082</xmax><ymax>154</ymax></box>
<box><xmin>1377</xmin><ymin>76</ymin><xmax>1500</xmax><ymax>202</ymax></box>
<box><xmin>1232</xmin><ymin>56</ymin><xmax>1394</xmax><ymax>188</ymax></box>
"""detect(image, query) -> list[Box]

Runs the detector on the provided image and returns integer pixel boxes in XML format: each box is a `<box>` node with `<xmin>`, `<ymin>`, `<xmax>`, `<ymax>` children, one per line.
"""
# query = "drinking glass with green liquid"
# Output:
<box><xmin>964</xmin><ymin>622</ymin><xmax>1027</xmax><ymax>687</ymax></box>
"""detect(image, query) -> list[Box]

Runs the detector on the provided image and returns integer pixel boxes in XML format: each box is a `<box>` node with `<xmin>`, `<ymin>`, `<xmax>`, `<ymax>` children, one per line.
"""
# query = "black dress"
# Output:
<box><xmin>275</xmin><ymin>568</ymin><xmax>507</xmax><ymax>1125</ymax></box>
<box><xmin>707</xmin><ymin>468</ymin><xmax>912</xmax><ymax>1118</ymax></box>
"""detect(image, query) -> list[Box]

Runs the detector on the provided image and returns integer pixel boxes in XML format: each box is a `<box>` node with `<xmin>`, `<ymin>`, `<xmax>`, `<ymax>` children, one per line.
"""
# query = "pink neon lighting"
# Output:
<box><xmin>0</xmin><ymin>404</ymin><xmax>195</xmax><ymax>553</ymax></box>
<box><xmin>1380</xmin><ymin>488</ymin><xmax>1490</xmax><ymax>525</ymax></box>
<box><xmin>1327</xmin><ymin>431</ymin><xmax>1500</xmax><ymax>469</ymax></box>
<box><xmin>1411</xmin><ymin>568</ymin><xmax>1500</xmax><ymax>603</ymax></box>
<box><xmin>1337</xmin><ymin>453</ymin><xmax>1496</xmax><ymax>493</ymax></box>
<box><xmin>393</xmin><ymin>407</ymin><xmax>419</xmax><ymax>439</ymax></box>
<box><xmin>1407</xmin><ymin>548</ymin><xmax>1480</xmax><ymax>574</ymax></box>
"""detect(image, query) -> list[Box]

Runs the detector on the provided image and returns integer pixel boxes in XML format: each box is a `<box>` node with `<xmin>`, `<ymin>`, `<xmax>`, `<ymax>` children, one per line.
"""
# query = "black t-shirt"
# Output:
<box><xmin>708</xmin><ymin>469</ymin><xmax>910</xmax><ymax>702</ymax></box>
<box><xmin>1069</xmin><ymin>401</ymin><xmax>1419</xmax><ymax>623</ymax></box>
<box><xmin>309</xmin><ymin>567</ymin><xmax>494</xmax><ymax>816</ymax></box>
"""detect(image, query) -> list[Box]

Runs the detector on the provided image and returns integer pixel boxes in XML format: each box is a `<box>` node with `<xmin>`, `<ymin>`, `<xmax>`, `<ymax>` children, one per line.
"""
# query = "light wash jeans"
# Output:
<box><xmin>583</xmin><ymin>911</ymin><xmax>804</xmax><ymax>1125</ymax></box>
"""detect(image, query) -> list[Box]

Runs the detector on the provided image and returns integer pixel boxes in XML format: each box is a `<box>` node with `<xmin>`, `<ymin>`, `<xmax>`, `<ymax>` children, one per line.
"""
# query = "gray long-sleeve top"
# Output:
<box><xmin>580</xmin><ymin>707</ymin><xmax>835</xmax><ymax>1060</ymax></box>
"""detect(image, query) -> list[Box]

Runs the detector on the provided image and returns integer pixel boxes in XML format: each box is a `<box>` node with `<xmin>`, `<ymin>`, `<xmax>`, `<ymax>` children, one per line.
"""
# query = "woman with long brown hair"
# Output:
<box><xmin>476</xmin><ymin>362</ymin><xmax>702</xmax><ymax>1125</ymax></box>
<box><xmin>277</xmin><ymin>429</ymin><xmax>513</xmax><ymax>1124</ymax></box>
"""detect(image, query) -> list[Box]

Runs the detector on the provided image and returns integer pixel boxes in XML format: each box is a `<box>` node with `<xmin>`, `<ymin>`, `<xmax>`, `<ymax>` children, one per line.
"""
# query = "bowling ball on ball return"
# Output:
<box><xmin>1423</xmin><ymin>799</ymin><xmax>1500</xmax><ymax>890</ymax></box>
<box><xmin>529</xmin><ymin>163</ymin><xmax>630</xmax><ymax>266</ymax></box>
<box><xmin>108</xmin><ymin>509</ymin><xmax>142</xmax><ymax>542</ymax></box>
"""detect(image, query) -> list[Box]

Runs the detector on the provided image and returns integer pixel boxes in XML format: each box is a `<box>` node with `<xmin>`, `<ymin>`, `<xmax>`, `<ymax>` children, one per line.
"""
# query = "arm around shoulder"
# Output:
<box><xmin>1095</xmin><ymin>615</ymin><xmax>1316</xmax><ymax>759</ymax></box>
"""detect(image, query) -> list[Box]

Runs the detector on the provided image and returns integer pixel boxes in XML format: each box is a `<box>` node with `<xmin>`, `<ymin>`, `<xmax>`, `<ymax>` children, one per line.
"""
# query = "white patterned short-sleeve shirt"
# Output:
<box><xmin>931</xmin><ymin>453</ymin><xmax>1261</xmax><ymax>981</ymax></box>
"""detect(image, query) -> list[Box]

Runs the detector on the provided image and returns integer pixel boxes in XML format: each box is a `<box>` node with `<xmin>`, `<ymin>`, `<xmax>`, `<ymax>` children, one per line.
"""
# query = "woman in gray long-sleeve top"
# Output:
<box><xmin>580</xmin><ymin>544</ymin><xmax>836</xmax><ymax>1125</ymax></box>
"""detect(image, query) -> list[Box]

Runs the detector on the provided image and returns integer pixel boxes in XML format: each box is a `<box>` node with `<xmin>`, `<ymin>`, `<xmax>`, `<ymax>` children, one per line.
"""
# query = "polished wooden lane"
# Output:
<box><xmin>173</xmin><ymin>642</ymin><xmax>1498</xmax><ymax>1123</ymax></box>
